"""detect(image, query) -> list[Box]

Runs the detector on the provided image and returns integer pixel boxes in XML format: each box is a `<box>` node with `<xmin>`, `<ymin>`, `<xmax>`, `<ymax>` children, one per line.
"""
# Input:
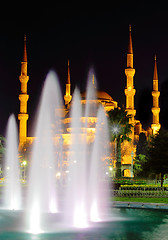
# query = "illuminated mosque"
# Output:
<box><xmin>18</xmin><ymin>26</ymin><xmax>161</xmax><ymax>177</ymax></box>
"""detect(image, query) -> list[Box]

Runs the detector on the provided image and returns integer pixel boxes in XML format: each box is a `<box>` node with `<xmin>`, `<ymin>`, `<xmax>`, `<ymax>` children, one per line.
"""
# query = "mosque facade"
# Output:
<box><xmin>18</xmin><ymin>26</ymin><xmax>161</xmax><ymax>177</ymax></box>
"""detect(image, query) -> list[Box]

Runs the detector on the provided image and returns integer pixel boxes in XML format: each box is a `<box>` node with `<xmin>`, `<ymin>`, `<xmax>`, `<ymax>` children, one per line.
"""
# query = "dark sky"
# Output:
<box><xmin>0</xmin><ymin>3</ymin><xmax>168</xmax><ymax>136</ymax></box>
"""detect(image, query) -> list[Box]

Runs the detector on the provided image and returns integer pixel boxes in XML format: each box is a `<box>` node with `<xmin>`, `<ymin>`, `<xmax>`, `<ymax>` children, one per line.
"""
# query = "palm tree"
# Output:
<box><xmin>108</xmin><ymin>108</ymin><xmax>132</xmax><ymax>177</ymax></box>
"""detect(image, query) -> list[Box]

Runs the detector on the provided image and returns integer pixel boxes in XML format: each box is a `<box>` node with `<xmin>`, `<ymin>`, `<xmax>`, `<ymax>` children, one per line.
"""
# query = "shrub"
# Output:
<box><xmin>120</xmin><ymin>184</ymin><xmax>168</xmax><ymax>191</ymax></box>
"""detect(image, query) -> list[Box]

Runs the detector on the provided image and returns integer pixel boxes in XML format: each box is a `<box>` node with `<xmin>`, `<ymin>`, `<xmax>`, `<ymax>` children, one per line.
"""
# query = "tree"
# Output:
<box><xmin>0</xmin><ymin>136</ymin><xmax>6</xmax><ymax>177</ymax></box>
<box><xmin>134</xmin><ymin>133</ymin><xmax>148</xmax><ymax>178</ymax></box>
<box><xmin>133</xmin><ymin>154</ymin><xmax>147</xmax><ymax>178</ymax></box>
<box><xmin>136</xmin><ymin>133</ymin><xmax>147</xmax><ymax>156</ymax></box>
<box><xmin>145</xmin><ymin>128</ymin><xmax>168</xmax><ymax>187</ymax></box>
<box><xmin>108</xmin><ymin>108</ymin><xmax>133</xmax><ymax>177</ymax></box>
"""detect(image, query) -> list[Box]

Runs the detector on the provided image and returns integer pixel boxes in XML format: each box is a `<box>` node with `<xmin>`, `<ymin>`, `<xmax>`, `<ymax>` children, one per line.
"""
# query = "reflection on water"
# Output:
<box><xmin>0</xmin><ymin>208</ymin><xmax>168</xmax><ymax>240</ymax></box>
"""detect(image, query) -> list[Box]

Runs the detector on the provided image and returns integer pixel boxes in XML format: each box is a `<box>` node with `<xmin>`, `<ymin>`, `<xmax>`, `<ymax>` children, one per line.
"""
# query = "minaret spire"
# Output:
<box><xmin>64</xmin><ymin>59</ymin><xmax>72</xmax><ymax>105</ymax></box>
<box><xmin>23</xmin><ymin>34</ymin><xmax>27</xmax><ymax>62</ymax></box>
<box><xmin>18</xmin><ymin>35</ymin><xmax>29</xmax><ymax>149</ymax></box>
<box><xmin>67</xmin><ymin>59</ymin><xmax>70</xmax><ymax>84</ymax></box>
<box><xmin>153</xmin><ymin>55</ymin><xmax>158</xmax><ymax>81</ymax></box>
<box><xmin>91</xmin><ymin>74</ymin><xmax>96</xmax><ymax>88</ymax></box>
<box><xmin>151</xmin><ymin>55</ymin><xmax>161</xmax><ymax>134</ymax></box>
<box><xmin>128</xmin><ymin>24</ymin><xmax>133</xmax><ymax>55</ymax></box>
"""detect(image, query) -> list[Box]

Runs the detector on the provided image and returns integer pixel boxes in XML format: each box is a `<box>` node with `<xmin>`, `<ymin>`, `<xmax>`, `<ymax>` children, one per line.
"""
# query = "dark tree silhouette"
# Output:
<box><xmin>145</xmin><ymin>128</ymin><xmax>168</xmax><ymax>187</ymax></box>
<box><xmin>160</xmin><ymin>78</ymin><xmax>168</xmax><ymax>130</ymax></box>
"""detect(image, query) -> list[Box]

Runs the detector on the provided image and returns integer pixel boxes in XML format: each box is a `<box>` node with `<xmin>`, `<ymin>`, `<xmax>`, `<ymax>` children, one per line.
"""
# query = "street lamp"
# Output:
<box><xmin>131</xmin><ymin>151</ymin><xmax>134</xmax><ymax>178</ymax></box>
<box><xmin>21</xmin><ymin>160</ymin><xmax>27</xmax><ymax>182</ymax></box>
<box><xmin>111</xmin><ymin>124</ymin><xmax>120</xmax><ymax>161</ymax></box>
<box><xmin>111</xmin><ymin>124</ymin><xmax>120</xmax><ymax>136</ymax></box>
<box><xmin>59</xmin><ymin>135</ymin><xmax>64</xmax><ymax>184</ymax></box>
<box><xmin>111</xmin><ymin>124</ymin><xmax>121</xmax><ymax>177</ymax></box>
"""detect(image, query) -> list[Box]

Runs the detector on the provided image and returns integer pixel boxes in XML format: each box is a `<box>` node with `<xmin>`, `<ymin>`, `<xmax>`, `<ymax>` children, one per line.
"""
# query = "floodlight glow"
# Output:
<box><xmin>49</xmin><ymin>198</ymin><xmax>58</xmax><ymax>213</ymax></box>
<box><xmin>9</xmin><ymin>196</ymin><xmax>18</xmax><ymax>210</ymax></box>
<box><xmin>73</xmin><ymin>205</ymin><xmax>89</xmax><ymax>228</ymax></box>
<box><xmin>111</xmin><ymin>125</ymin><xmax>120</xmax><ymax>134</ymax></box>
<box><xmin>29</xmin><ymin>201</ymin><xmax>43</xmax><ymax>234</ymax></box>
<box><xmin>90</xmin><ymin>201</ymin><xmax>101</xmax><ymax>222</ymax></box>
<box><xmin>56</xmin><ymin>172</ymin><xmax>61</xmax><ymax>178</ymax></box>
<box><xmin>22</xmin><ymin>161</ymin><xmax>27</xmax><ymax>166</ymax></box>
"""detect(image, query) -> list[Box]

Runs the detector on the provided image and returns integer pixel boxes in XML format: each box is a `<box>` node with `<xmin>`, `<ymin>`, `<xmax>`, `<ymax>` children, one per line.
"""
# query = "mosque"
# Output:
<box><xmin>18</xmin><ymin>26</ymin><xmax>161</xmax><ymax>177</ymax></box>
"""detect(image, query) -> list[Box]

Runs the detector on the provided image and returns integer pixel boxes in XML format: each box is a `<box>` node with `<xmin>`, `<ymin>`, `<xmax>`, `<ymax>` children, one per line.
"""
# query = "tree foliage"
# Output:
<box><xmin>133</xmin><ymin>154</ymin><xmax>147</xmax><ymax>177</ymax></box>
<box><xmin>134</xmin><ymin>133</ymin><xmax>148</xmax><ymax>178</ymax></box>
<box><xmin>108</xmin><ymin>108</ymin><xmax>133</xmax><ymax>177</ymax></box>
<box><xmin>108</xmin><ymin>108</ymin><xmax>132</xmax><ymax>143</ymax></box>
<box><xmin>0</xmin><ymin>136</ymin><xmax>5</xmax><ymax>155</ymax></box>
<box><xmin>136</xmin><ymin>133</ymin><xmax>147</xmax><ymax>156</ymax></box>
<box><xmin>145</xmin><ymin>128</ymin><xmax>168</xmax><ymax>187</ymax></box>
<box><xmin>0</xmin><ymin>136</ymin><xmax>6</xmax><ymax>176</ymax></box>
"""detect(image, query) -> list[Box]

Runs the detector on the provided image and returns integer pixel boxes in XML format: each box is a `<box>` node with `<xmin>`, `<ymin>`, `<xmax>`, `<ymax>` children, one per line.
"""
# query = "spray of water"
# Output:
<box><xmin>3</xmin><ymin>114</ymin><xmax>22</xmax><ymax>210</ymax></box>
<box><xmin>27</xmin><ymin>71</ymin><xmax>63</xmax><ymax>233</ymax></box>
<box><xmin>0</xmin><ymin>68</ymin><xmax>112</xmax><ymax>235</ymax></box>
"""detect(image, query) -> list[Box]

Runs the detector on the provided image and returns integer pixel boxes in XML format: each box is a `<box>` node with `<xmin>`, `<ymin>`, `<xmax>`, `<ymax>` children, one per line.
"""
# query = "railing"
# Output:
<box><xmin>113</xmin><ymin>189</ymin><xmax>168</xmax><ymax>198</ymax></box>
<box><xmin>120</xmin><ymin>185</ymin><xmax>168</xmax><ymax>191</ymax></box>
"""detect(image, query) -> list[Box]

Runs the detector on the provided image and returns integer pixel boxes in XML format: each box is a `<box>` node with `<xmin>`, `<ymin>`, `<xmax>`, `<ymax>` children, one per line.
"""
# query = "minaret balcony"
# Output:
<box><xmin>125</xmin><ymin>88</ymin><xmax>136</xmax><ymax>96</ymax></box>
<box><xmin>126</xmin><ymin>108</ymin><xmax>136</xmax><ymax>117</ymax></box>
<box><xmin>151</xmin><ymin>123</ymin><xmax>161</xmax><ymax>135</ymax></box>
<box><xmin>19</xmin><ymin>94</ymin><xmax>29</xmax><ymax>102</ymax></box>
<box><xmin>125</xmin><ymin>68</ymin><xmax>135</xmax><ymax>77</ymax></box>
<box><xmin>152</xmin><ymin>91</ymin><xmax>160</xmax><ymax>98</ymax></box>
<box><xmin>18</xmin><ymin>113</ymin><xmax>29</xmax><ymax>121</ymax></box>
<box><xmin>152</xmin><ymin>107</ymin><xmax>160</xmax><ymax>114</ymax></box>
<box><xmin>19</xmin><ymin>75</ymin><xmax>29</xmax><ymax>83</ymax></box>
<box><xmin>64</xmin><ymin>94</ymin><xmax>72</xmax><ymax>105</ymax></box>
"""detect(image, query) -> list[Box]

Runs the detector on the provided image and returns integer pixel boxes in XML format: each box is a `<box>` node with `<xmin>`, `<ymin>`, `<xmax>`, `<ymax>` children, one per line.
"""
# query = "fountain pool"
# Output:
<box><xmin>0</xmin><ymin>208</ymin><xmax>168</xmax><ymax>239</ymax></box>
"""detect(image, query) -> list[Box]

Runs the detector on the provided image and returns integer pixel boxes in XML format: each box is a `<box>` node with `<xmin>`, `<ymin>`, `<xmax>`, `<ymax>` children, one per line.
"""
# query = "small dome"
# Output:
<box><xmin>81</xmin><ymin>90</ymin><xmax>113</xmax><ymax>101</ymax></box>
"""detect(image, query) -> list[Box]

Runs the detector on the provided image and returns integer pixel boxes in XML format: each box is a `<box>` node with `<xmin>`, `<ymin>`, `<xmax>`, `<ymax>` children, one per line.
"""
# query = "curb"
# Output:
<box><xmin>112</xmin><ymin>201</ymin><xmax>168</xmax><ymax>210</ymax></box>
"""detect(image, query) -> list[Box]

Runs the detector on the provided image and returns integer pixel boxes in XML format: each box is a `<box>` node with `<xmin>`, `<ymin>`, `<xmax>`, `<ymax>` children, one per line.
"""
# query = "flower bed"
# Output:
<box><xmin>113</xmin><ymin>179</ymin><xmax>146</xmax><ymax>186</ymax></box>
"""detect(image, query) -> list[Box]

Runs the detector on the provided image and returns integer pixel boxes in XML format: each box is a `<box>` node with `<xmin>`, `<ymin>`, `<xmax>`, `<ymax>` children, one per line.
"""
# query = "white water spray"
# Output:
<box><xmin>3</xmin><ymin>114</ymin><xmax>22</xmax><ymax>210</ymax></box>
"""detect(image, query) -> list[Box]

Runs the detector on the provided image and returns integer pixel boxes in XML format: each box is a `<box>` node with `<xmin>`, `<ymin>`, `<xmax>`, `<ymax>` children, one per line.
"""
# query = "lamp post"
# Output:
<box><xmin>130</xmin><ymin>151</ymin><xmax>134</xmax><ymax>178</ymax></box>
<box><xmin>111</xmin><ymin>124</ymin><xmax>121</xmax><ymax>178</ymax></box>
<box><xmin>21</xmin><ymin>160</ymin><xmax>27</xmax><ymax>182</ymax></box>
<box><xmin>59</xmin><ymin>135</ymin><xmax>64</xmax><ymax>184</ymax></box>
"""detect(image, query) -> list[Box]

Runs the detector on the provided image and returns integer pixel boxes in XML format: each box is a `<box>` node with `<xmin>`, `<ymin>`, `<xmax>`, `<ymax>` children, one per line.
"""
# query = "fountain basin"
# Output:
<box><xmin>0</xmin><ymin>208</ymin><xmax>168</xmax><ymax>240</ymax></box>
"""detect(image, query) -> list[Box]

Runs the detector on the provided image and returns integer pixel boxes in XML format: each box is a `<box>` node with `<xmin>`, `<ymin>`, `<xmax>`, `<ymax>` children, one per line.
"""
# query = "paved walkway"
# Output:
<box><xmin>112</xmin><ymin>201</ymin><xmax>168</xmax><ymax>210</ymax></box>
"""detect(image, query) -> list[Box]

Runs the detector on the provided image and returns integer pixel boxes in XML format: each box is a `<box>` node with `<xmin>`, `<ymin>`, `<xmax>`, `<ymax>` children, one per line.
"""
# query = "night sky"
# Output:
<box><xmin>0</xmin><ymin>3</ymin><xmax>168</xmax><ymax>136</ymax></box>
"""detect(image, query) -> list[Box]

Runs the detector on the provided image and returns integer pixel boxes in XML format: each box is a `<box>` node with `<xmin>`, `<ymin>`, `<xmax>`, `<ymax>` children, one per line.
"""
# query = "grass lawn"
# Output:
<box><xmin>113</xmin><ymin>197</ymin><xmax>168</xmax><ymax>204</ymax></box>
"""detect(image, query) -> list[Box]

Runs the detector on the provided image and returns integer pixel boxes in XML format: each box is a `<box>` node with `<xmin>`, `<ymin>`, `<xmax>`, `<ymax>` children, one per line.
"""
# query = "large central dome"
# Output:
<box><xmin>81</xmin><ymin>90</ymin><xmax>113</xmax><ymax>101</ymax></box>
<box><xmin>97</xmin><ymin>91</ymin><xmax>113</xmax><ymax>101</ymax></box>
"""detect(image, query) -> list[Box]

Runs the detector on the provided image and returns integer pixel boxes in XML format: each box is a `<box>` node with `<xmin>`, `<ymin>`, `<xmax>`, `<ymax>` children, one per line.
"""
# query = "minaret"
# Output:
<box><xmin>125</xmin><ymin>25</ymin><xmax>136</xmax><ymax>137</ymax></box>
<box><xmin>151</xmin><ymin>55</ymin><xmax>161</xmax><ymax>134</ymax></box>
<box><xmin>92</xmin><ymin>74</ymin><xmax>96</xmax><ymax>88</ymax></box>
<box><xmin>64</xmin><ymin>59</ymin><xmax>72</xmax><ymax>105</ymax></box>
<box><xmin>18</xmin><ymin>35</ymin><xmax>29</xmax><ymax>149</ymax></box>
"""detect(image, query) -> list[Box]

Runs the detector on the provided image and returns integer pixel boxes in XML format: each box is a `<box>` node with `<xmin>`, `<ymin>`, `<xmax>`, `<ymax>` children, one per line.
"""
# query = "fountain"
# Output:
<box><xmin>25</xmin><ymin>71</ymin><xmax>110</xmax><ymax>232</ymax></box>
<box><xmin>26</xmin><ymin>72</ymin><xmax>62</xmax><ymax>233</ymax></box>
<box><xmin>0</xmin><ymin>71</ymin><xmax>168</xmax><ymax>239</ymax></box>
<box><xmin>3</xmin><ymin>114</ymin><xmax>22</xmax><ymax>210</ymax></box>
